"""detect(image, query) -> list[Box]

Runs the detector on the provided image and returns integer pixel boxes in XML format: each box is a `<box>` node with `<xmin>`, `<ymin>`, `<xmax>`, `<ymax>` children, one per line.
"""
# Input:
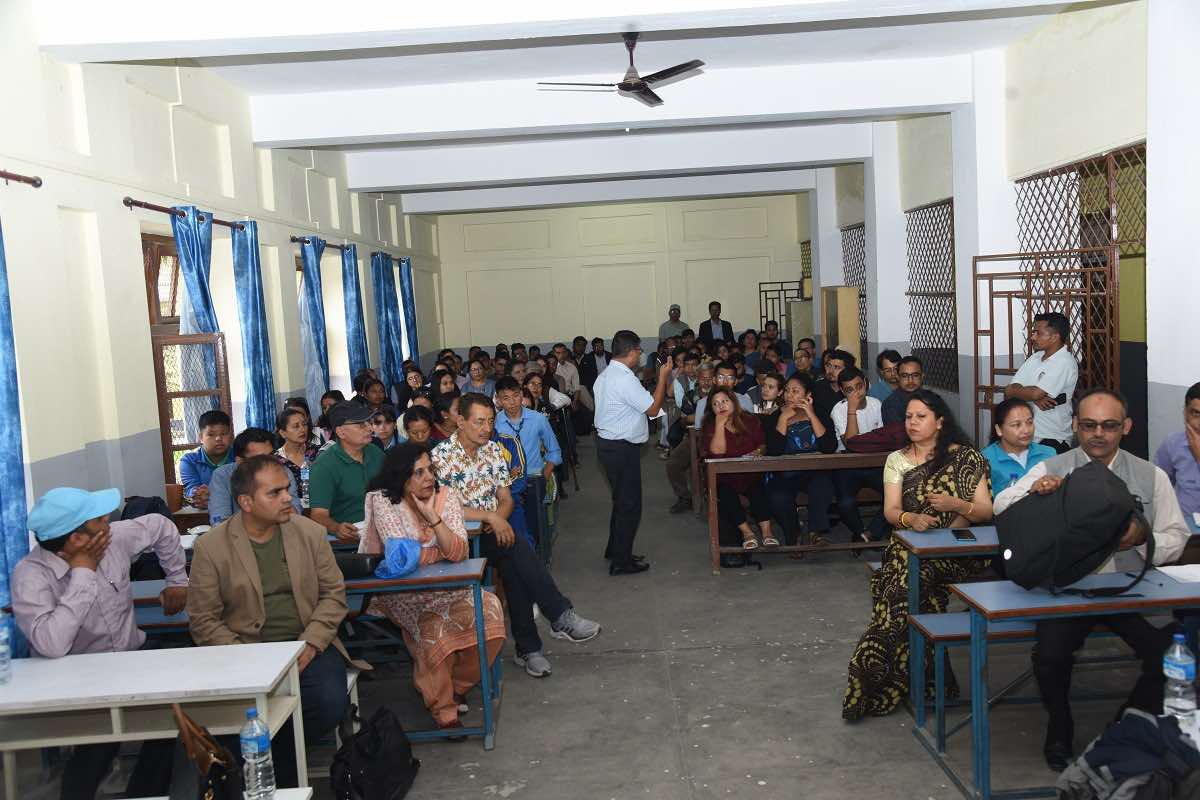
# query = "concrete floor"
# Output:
<box><xmin>315</xmin><ymin>437</ymin><xmax>1145</xmax><ymax>800</ymax></box>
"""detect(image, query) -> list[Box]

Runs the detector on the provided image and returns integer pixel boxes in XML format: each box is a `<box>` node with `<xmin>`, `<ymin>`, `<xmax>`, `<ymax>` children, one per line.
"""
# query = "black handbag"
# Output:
<box><xmin>168</xmin><ymin>704</ymin><xmax>243</xmax><ymax>800</ymax></box>
<box><xmin>335</xmin><ymin>552</ymin><xmax>384</xmax><ymax>579</ymax></box>
<box><xmin>331</xmin><ymin>707</ymin><xmax>420</xmax><ymax>799</ymax></box>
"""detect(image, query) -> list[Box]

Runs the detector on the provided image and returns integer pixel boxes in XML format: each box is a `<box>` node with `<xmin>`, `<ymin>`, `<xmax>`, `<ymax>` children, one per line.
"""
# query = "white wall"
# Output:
<box><xmin>835</xmin><ymin>164</ymin><xmax>866</xmax><ymax>229</ymax></box>
<box><xmin>897</xmin><ymin>114</ymin><xmax>953</xmax><ymax>210</ymax></box>
<box><xmin>435</xmin><ymin>195</ymin><xmax>806</xmax><ymax>347</ymax></box>
<box><xmin>0</xmin><ymin>0</ymin><xmax>438</xmax><ymax>496</ymax></box>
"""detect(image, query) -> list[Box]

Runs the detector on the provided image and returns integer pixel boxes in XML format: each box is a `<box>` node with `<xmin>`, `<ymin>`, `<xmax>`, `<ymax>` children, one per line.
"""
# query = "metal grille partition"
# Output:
<box><xmin>800</xmin><ymin>240</ymin><xmax>813</xmax><ymax>299</ymax></box>
<box><xmin>840</xmin><ymin>223</ymin><xmax>868</xmax><ymax>353</ymax></box>
<box><xmin>905</xmin><ymin>200</ymin><xmax>958</xmax><ymax>392</ymax></box>
<box><xmin>759</xmin><ymin>281</ymin><xmax>804</xmax><ymax>331</ymax></box>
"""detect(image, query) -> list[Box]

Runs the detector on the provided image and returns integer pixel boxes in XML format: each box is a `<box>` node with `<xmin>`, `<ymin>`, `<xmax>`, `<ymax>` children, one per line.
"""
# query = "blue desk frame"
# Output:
<box><xmin>133</xmin><ymin>555</ymin><xmax>501</xmax><ymax>750</ymax></box>
<box><xmin>947</xmin><ymin>572</ymin><xmax>1200</xmax><ymax>799</ymax></box>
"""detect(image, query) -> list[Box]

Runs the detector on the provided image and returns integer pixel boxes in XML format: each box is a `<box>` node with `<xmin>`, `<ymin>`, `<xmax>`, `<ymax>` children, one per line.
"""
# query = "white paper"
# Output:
<box><xmin>1157</xmin><ymin>565</ymin><xmax>1200</xmax><ymax>583</ymax></box>
<box><xmin>1193</xmin><ymin>511</ymin><xmax>1200</xmax><ymax>528</ymax></box>
<box><xmin>650</xmin><ymin>409</ymin><xmax>666</xmax><ymax>420</ymax></box>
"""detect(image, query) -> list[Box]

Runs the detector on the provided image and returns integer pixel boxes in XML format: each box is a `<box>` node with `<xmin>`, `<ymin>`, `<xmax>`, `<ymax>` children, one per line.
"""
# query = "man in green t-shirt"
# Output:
<box><xmin>308</xmin><ymin>402</ymin><xmax>385</xmax><ymax>544</ymax></box>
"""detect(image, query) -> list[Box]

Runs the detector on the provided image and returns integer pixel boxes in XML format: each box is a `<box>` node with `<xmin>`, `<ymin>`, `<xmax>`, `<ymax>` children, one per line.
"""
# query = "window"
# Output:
<box><xmin>142</xmin><ymin>233</ymin><xmax>231</xmax><ymax>483</ymax></box>
<box><xmin>840</xmin><ymin>223</ymin><xmax>868</xmax><ymax>354</ymax></box>
<box><xmin>905</xmin><ymin>200</ymin><xmax>958</xmax><ymax>392</ymax></box>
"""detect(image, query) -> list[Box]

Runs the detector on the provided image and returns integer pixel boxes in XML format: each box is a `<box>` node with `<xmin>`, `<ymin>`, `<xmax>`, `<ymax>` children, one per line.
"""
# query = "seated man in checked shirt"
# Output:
<box><xmin>12</xmin><ymin>487</ymin><xmax>187</xmax><ymax>800</ymax></box>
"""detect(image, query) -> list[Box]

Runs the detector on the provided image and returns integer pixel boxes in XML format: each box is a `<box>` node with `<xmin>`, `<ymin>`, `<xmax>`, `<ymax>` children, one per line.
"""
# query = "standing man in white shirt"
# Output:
<box><xmin>594</xmin><ymin>330</ymin><xmax>674</xmax><ymax>575</ymax></box>
<box><xmin>1005</xmin><ymin>312</ymin><xmax>1079</xmax><ymax>453</ymax></box>
<box><xmin>830</xmin><ymin>367</ymin><xmax>887</xmax><ymax>542</ymax></box>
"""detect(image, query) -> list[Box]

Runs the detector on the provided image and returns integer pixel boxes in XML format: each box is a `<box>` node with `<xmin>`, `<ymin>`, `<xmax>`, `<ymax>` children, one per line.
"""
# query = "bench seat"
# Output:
<box><xmin>908</xmin><ymin>612</ymin><xmax>1035</xmax><ymax>643</ymax></box>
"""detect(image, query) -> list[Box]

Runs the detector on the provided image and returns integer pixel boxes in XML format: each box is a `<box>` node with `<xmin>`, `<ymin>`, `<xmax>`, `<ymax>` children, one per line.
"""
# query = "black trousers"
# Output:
<box><xmin>596</xmin><ymin>437</ymin><xmax>643</xmax><ymax>566</ymax></box>
<box><xmin>274</xmin><ymin>645</ymin><xmax>348</xmax><ymax>787</ymax></box>
<box><xmin>834</xmin><ymin>467</ymin><xmax>888</xmax><ymax>540</ymax></box>
<box><xmin>1034</xmin><ymin>615</ymin><xmax>1172</xmax><ymax>745</ymax></box>
<box><xmin>480</xmin><ymin>531</ymin><xmax>570</xmax><ymax>656</ymax></box>
<box><xmin>716</xmin><ymin>483</ymin><xmax>770</xmax><ymax>547</ymax></box>
<box><xmin>767</xmin><ymin>471</ymin><xmax>835</xmax><ymax>544</ymax></box>
<box><xmin>523</xmin><ymin>475</ymin><xmax>552</xmax><ymax>564</ymax></box>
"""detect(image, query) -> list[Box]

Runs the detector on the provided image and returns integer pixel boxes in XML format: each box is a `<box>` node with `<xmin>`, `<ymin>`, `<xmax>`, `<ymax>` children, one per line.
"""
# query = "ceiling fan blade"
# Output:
<box><xmin>641</xmin><ymin>59</ymin><xmax>705</xmax><ymax>85</ymax></box>
<box><xmin>632</xmin><ymin>87</ymin><xmax>664</xmax><ymax>106</ymax></box>
<box><xmin>537</xmin><ymin>81</ymin><xmax>617</xmax><ymax>87</ymax></box>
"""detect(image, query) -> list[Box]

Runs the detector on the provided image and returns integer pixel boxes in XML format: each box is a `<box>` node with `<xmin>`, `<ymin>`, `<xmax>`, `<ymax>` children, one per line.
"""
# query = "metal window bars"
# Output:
<box><xmin>840</xmin><ymin>223</ymin><xmax>868</xmax><ymax>352</ymax></box>
<box><xmin>758</xmin><ymin>281</ymin><xmax>804</xmax><ymax>332</ymax></box>
<box><xmin>905</xmin><ymin>200</ymin><xmax>958</xmax><ymax>392</ymax></box>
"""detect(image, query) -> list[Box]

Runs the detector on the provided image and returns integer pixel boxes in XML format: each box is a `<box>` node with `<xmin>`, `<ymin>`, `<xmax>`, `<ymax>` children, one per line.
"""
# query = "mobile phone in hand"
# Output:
<box><xmin>1053</xmin><ymin>393</ymin><xmax>1068</xmax><ymax>406</ymax></box>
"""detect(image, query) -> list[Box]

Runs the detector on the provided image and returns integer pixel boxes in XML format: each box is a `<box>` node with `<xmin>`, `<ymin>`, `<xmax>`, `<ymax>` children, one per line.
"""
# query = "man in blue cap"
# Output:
<box><xmin>11</xmin><ymin>487</ymin><xmax>188</xmax><ymax>799</ymax></box>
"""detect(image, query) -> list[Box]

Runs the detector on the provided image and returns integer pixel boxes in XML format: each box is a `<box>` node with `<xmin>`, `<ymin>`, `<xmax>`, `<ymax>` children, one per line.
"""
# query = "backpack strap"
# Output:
<box><xmin>1058</xmin><ymin>511</ymin><xmax>1154</xmax><ymax>598</ymax></box>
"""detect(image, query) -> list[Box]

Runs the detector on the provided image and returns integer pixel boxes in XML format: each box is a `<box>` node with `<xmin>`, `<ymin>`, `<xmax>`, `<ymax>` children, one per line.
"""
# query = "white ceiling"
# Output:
<box><xmin>206</xmin><ymin>13</ymin><xmax>1058</xmax><ymax>94</ymax></box>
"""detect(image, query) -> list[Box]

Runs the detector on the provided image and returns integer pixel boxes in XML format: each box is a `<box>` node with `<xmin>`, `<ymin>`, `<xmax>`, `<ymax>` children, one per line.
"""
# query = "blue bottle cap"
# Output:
<box><xmin>1174</xmin><ymin>633</ymin><xmax>1186</xmax><ymax>643</ymax></box>
<box><xmin>246</xmin><ymin>708</ymin><xmax>258</xmax><ymax>719</ymax></box>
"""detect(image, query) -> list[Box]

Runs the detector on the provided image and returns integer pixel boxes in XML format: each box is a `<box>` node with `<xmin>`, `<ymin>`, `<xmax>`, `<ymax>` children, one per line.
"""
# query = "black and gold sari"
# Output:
<box><xmin>842</xmin><ymin>445</ymin><xmax>990</xmax><ymax>720</ymax></box>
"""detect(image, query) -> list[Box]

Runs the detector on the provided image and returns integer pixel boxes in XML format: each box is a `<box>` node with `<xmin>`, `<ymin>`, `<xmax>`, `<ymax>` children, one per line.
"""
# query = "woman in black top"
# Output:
<box><xmin>763</xmin><ymin>373</ymin><xmax>839</xmax><ymax>546</ymax></box>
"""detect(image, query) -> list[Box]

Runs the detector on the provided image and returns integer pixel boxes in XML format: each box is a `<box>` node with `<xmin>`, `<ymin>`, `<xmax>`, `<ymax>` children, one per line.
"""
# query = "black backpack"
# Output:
<box><xmin>330</xmin><ymin>707</ymin><xmax>420</xmax><ymax>800</ymax></box>
<box><xmin>122</xmin><ymin>496</ymin><xmax>176</xmax><ymax>581</ymax></box>
<box><xmin>996</xmin><ymin>460</ymin><xmax>1152</xmax><ymax>596</ymax></box>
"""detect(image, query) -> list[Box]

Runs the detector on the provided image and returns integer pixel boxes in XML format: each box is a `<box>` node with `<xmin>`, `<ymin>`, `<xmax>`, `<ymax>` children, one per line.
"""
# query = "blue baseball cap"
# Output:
<box><xmin>27</xmin><ymin>487</ymin><xmax>122</xmax><ymax>542</ymax></box>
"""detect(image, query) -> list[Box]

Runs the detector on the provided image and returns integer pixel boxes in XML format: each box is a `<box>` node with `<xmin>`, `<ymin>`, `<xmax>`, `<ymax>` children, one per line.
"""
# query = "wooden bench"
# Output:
<box><xmin>703</xmin><ymin>451</ymin><xmax>889</xmax><ymax>573</ymax></box>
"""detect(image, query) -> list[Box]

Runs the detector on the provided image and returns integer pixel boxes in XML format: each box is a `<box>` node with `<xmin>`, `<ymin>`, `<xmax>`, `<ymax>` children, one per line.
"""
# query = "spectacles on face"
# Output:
<box><xmin>1077</xmin><ymin>419</ymin><xmax>1123</xmax><ymax>433</ymax></box>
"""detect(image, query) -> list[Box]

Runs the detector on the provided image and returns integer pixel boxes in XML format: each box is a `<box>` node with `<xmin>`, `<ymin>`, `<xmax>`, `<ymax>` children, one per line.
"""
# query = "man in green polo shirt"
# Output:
<box><xmin>308</xmin><ymin>401</ymin><xmax>384</xmax><ymax>544</ymax></box>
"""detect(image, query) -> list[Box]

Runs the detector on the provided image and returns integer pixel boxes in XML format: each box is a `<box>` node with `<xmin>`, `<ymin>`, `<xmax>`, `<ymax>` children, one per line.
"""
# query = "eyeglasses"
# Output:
<box><xmin>1077</xmin><ymin>419</ymin><xmax>1123</xmax><ymax>432</ymax></box>
<box><xmin>899</xmin><ymin>371</ymin><xmax>923</xmax><ymax>379</ymax></box>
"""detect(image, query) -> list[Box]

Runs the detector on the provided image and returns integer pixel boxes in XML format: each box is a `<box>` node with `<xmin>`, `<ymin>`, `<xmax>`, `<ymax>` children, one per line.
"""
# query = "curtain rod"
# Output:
<box><xmin>0</xmin><ymin>169</ymin><xmax>42</xmax><ymax>189</ymax></box>
<box><xmin>122</xmin><ymin>196</ymin><xmax>245</xmax><ymax>231</ymax></box>
<box><xmin>290</xmin><ymin>235</ymin><xmax>346</xmax><ymax>252</ymax></box>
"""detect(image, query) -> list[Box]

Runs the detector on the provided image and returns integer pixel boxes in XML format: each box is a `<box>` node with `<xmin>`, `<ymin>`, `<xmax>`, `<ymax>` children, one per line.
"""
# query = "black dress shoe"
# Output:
<box><xmin>669</xmin><ymin>497</ymin><xmax>692</xmax><ymax>514</ymax></box>
<box><xmin>609</xmin><ymin>560</ymin><xmax>650</xmax><ymax>575</ymax></box>
<box><xmin>1043</xmin><ymin>740</ymin><xmax>1072</xmax><ymax>772</ymax></box>
<box><xmin>604</xmin><ymin>552</ymin><xmax>646</xmax><ymax>563</ymax></box>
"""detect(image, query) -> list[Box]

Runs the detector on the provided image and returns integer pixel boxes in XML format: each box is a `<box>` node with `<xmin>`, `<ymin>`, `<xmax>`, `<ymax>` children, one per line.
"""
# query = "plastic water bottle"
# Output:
<box><xmin>239</xmin><ymin>707</ymin><xmax>275</xmax><ymax>799</ymax></box>
<box><xmin>298</xmin><ymin>464</ymin><xmax>310</xmax><ymax>508</ymax></box>
<box><xmin>0</xmin><ymin>613</ymin><xmax>11</xmax><ymax>685</ymax></box>
<box><xmin>1163</xmin><ymin>633</ymin><xmax>1197</xmax><ymax>727</ymax></box>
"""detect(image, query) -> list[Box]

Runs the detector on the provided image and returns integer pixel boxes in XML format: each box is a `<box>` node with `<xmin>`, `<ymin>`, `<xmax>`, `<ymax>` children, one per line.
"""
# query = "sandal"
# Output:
<box><xmin>809</xmin><ymin>532</ymin><xmax>830</xmax><ymax>547</ymax></box>
<box><xmin>741</xmin><ymin>532</ymin><xmax>759</xmax><ymax>550</ymax></box>
<box><xmin>761</xmin><ymin>535</ymin><xmax>781</xmax><ymax>547</ymax></box>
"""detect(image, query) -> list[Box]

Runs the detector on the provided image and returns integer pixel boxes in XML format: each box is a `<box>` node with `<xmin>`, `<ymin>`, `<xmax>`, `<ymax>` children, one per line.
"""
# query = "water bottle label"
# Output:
<box><xmin>240</xmin><ymin>732</ymin><xmax>270</xmax><ymax>754</ymax></box>
<box><xmin>1165</xmin><ymin>657</ymin><xmax>1196</xmax><ymax>682</ymax></box>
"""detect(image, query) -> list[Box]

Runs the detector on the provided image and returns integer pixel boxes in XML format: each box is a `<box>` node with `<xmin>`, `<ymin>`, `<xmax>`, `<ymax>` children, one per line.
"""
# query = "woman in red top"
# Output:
<box><xmin>700</xmin><ymin>387</ymin><xmax>777</xmax><ymax>549</ymax></box>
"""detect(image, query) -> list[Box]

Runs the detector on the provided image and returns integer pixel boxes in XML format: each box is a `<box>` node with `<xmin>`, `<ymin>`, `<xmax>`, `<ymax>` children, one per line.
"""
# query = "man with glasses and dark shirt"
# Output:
<box><xmin>882</xmin><ymin>356</ymin><xmax>926</xmax><ymax>425</ymax></box>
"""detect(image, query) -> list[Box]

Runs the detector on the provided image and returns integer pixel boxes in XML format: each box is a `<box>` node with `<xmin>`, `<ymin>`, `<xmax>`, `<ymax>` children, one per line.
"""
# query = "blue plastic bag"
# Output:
<box><xmin>375</xmin><ymin>537</ymin><xmax>422</xmax><ymax>579</ymax></box>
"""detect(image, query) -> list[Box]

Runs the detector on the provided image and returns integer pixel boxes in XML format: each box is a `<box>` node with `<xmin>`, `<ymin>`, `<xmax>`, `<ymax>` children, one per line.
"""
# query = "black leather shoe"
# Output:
<box><xmin>604</xmin><ymin>552</ymin><xmax>646</xmax><ymax>563</ymax></box>
<box><xmin>669</xmin><ymin>497</ymin><xmax>692</xmax><ymax>514</ymax></box>
<box><xmin>1043</xmin><ymin>739</ymin><xmax>1072</xmax><ymax>772</ymax></box>
<box><xmin>609</xmin><ymin>560</ymin><xmax>650</xmax><ymax>575</ymax></box>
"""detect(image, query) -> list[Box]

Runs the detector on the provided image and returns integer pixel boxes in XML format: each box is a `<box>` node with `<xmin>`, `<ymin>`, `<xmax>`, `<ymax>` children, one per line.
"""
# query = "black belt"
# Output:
<box><xmin>597</xmin><ymin>437</ymin><xmax>641</xmax><ymax>447</ymax></box>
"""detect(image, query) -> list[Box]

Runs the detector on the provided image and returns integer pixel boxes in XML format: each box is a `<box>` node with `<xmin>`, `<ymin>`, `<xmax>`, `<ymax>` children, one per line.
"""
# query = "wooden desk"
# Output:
<box><xmin>0</xmin><ymin>642</ymin><xmax>306</xmax><ymax>800</ymax></box>
<box><xmin>703</xmin><ymin>451</ymin><xmax>888</xmax><ymax>573</ymax></box>
<box><xmin>940</xmin><ymin>572</ymin><xmax>1200</xmax><ymax>799</ymax></box>
<box><xmin>132</xmin><ymin>557</ymin><xmax>500</xmax><ymax>750</ymax></box>
<box><xmin>172</xmin><ymin>506</ymin><xmax>208</xmax><ymax>533</ymax></box>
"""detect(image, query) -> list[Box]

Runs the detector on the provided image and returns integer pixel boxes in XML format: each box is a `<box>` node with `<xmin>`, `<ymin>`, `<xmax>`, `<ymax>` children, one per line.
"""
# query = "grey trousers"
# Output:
<box><xmin>665</xmin><ymin>440</ymin><xmax>692</xmax><ymax>500</ymax></box>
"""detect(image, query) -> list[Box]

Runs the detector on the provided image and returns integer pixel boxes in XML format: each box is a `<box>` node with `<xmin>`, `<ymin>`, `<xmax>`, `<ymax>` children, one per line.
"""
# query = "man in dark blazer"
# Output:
<box><xmin>697</xmin><ymin>300</ymin><xmax>735</xmax><ymax>352</ymax></box>
<box><xmin>579</xmin><ymin>337</ymin><xmax>614</xmax><ymax>391</ymax></box>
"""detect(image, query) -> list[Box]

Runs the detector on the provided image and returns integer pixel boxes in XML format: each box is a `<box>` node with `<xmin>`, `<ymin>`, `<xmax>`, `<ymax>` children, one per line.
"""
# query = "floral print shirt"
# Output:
<box><xmin>430</xmin><ymin>433</ymin><xmax>513</xmax><ymax>512</ymax></box>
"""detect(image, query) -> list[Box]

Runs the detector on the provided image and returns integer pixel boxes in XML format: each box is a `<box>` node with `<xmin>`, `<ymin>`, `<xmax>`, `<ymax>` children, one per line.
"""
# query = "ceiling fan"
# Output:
<box><xmin>537</xmin><ymin>32</ymin><xmax>704</xmax><ymax>107</ymax></box>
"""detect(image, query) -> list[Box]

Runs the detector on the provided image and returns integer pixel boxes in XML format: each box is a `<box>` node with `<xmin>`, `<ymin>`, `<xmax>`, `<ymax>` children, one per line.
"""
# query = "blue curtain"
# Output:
<box><xmin>397</xmin><ymin>256</ymin><xmax>420</xmax><ymax>363</ymax></box>
<box><xmin>370</xmin><ymin>252</ymin><xmax>404</xmax><ymax>393</ymax></box>
<box><xmin>298</xmin><ymin>237</ymin><xmax>330</xmax><ymax>410</ymax></box>
<box><xmin>0</xmin><ymin>220</ymin><xmax>28</xmax><ymax>657</ymax></box>
<box><xmin>171</xmin><ymin>206</ymin><xmax>218</xmax><ymax>441</ymax></box>
<box><xmin>231</xmin><ymin>221</ymin><xmax>276</xmax><ymax>430</ymax></box>
<box><xmin>341</xmin><ymin>244</ymin><xmax>369</xmax><ymax>378</ymax></box>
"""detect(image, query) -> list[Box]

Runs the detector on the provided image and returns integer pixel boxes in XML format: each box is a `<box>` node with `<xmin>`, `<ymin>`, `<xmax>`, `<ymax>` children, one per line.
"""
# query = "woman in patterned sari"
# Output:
<box><xmin>359</xmin><ymin>442</ymin><xmax>506</xmax><ymax>734</ymax></box>
<box><xmin>843</xmin><ymin>389</ymin><xmax>993</xmax><ymax>720</ymax></box>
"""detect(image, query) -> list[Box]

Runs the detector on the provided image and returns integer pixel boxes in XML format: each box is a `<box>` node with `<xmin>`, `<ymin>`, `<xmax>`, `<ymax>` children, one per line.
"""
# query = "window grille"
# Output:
<box><xmin>150</xmin><ymin>333</ymin><xmax>232</xmax><ymax>483</ymax></box>
<box><xmin>759</xmin><ymin>281</ymin><xmax>803</xmax><ymax>331</ymax></box>
<box><xmin>905</xmin><ymin>200</ymin><xmax>958</xmax><ymax>392</ymax></box>
<box><xmin>840</xmin><ymin>223</ymin><xmax>868</xmax><ymax>351</ymax></box>
<box><xmin>800</xmin><ymin>240</ymin><xmax>812</xmax><ymax>299</ymax></box>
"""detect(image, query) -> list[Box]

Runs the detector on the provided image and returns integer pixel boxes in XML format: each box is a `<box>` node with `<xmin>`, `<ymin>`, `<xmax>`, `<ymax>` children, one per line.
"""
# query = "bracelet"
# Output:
<box><xmin>963</xmin><ymin>502</ymin><xmax>974</xmax><ymax>520</ymax></box>
<box><xmin>899</xmin><ymin>511</ymin><xmax>911</xmax><ymax>529</ymax></box>
<box><xmin>429</xmin><ymin>517</ymin><xmax>443</xmax><ymax>527</ymax></box>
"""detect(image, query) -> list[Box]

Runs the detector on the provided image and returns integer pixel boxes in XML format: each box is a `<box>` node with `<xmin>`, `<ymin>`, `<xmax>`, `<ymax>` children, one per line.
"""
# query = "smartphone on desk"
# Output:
<box><xmin>951</xmin><ymin>528</ymin><xmax>977</xmax><ymax>542</ymax></box>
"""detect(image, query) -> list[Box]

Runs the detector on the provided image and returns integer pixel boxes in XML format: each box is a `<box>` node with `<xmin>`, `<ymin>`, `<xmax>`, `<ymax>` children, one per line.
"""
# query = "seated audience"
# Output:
<box><xmin>764</xmin><ymin>319</ymin><xmax>791</xmax><ymax>358</ymax></box>
<box><xmin>188</xmin><ymin>456</ymin><xmax>364</xmax><ymax>788</ymax></box>
<box><xmin>403</xmin><ymin>405</ymin><xmax>436</xmax><ymax>445</ymax></box>
<box><xmin>745</xmin><ymin>362</ymin><xmax>777</xmax><ymax>408</ymax></box>
<box><xmin>693</xmin><ymin>362</ymin><xmax>754</xmax><ymax>427</ymax></box>
<box><xmin>665</xmin><ymin>362</ymin><xmax>715</xmax><ymax>514</ymax></box>
<box><xmin>764</xmin><ymin>374</ymin><xmax>838</xmax><ymax>546</ymax></box>
<box><xmin>179</xmin><ymin>409</ymin><xmax>233</xmax><ymax>509</ymax></box>
<box><xmin>525</xmin><ymin>372</ymin><xmax>570</xmax><ymax>413</ymax></box>
<box><xmin>495</xmin><ymin>377</ymin><xmax>562</xmax><ymax>561</ymax></box>
<box><xmin>732</xmin><ymin>354</ymin><xmax>757</xmax><ymax>395</ymax></box>
<box><xmin>507</xmin><ymin>358</ymin><xmax>528</xmax><ymax>385</ymax></box>
<box><xmin>869</xmin><ymin>349</ymin><xmax>902</xmax><ymax>402</ymax></box>
<box><xmin>276</xmin><ymin>407</ymin><xmax>321</xmax><ymax>510</ymax></box>
<box><xmin>739</xmin><ymin>330</ymin><xmax>759</xmax><ymax>366</ymax></box>
<box><xmin>1004</xmin><ymin>311</ymin><xmax>1079</xmax><ymax>453</ymax></box>
<box><xmin>994</xmin><ymin>389</ymin><xmax>1188</xmax><ymax>770</ymax></box>
<box><xmin>359</xmin><ymin>378</ymin><xmax>388</xmax><ymax>412</ymax></box>
<box><xmin>431</xmin><ymin>369</ymin><xmax>459</xmax><ymax>398</ymax></box>
<box><xmin>492</xmin><ymin>354</ymin><xmax>510</xmax><ymax>380</ymax></box>
<box><xmin>570</xmin><ymin>336</ymin><xmax>588</xmax><ymax>364</ymax></box>
<box><xmin>551</xmin><ymin>343</ymin><xmax>581</xmax><ymax>395</ymax></box>
<box><xmin>13</xmin><ymin>487</ymin><xmax>186</xmax><ymax>799</ymax></box>
<box><xmin>371</xmin><ymin>405</ymin><xmax>403</xmax><ymax>452</ymax></box>
<box><xmin>1154</xmin><ymin>381</ymin><xmax>1200</xmax><ymax>517</ymax></box>
<box><xmin>316</xmin><ymin>390</ymin><xmax>346</xmax><ymax>439</ymax></box>
<box><xmin>681</xmin><ymin>328</ymin><xmax>697</xmax><ymax>351</ymax></box>
<box><xmin>510</xmin><ymin>342</ymin><xmax>527</xmax><ymax>361</ymax></box>
<box><xmin>881</xmin><ymin>356</ymin><xmax>926</xmax><ymax>425</ymax></box>
<box><xmin>210</xmin><ymin>428</ymin><xmax>302</xmax><ymax>524</ymax></box>
<box><xmin>395</xmin><ymin>366</ymin><xmax>425</xmax><ymax>408</ymax></box>
<box><xmin>308</xmin><ymin>401</ymin><xmax>385</xmax><ymax>543</ymax></box>
<box><xmin>431</xmin><ymin>392</ymin><xmax>462</xmax><ymax>443</ymax></box>
<box><xmin>282</xmin><ymin>397</ymin><xmax>326</xmax><ymax>447</ymax></box>
<box><xmin>700</xmin><ymin>388</ymin><xmax>774</xmax><ymax>552</ymax></box>
<box><xmin>432</xmin><ymin>394</ymin><xmax>600</xmax><ymax>678</ymax></box>
<box><xmin>787</xmin><ymin>344</ymin><xmax>817</xmax><ymax>380</ymax></box>
<box><xmin>831</xmin><ymin>366</ymin><xmax>888</xmax><ymax>542</ymax></box>
<box><xmin>982</xmin><ymin>397</ymin><xmax>1056</xmax><ymax>496</ymax></box>
<box><xmin>358</xmin><ymin>444</ymin><xmax>506</xmax><ymax>732</ymax></box>
<box><xmin>753</xmin><ymin>372</ymin><xmax>784</xmax><ymax>415</ymax></box>
<box><xmin>844</xmin><ymin>390</ymin><xmax>992</xmax><ymax>721</ymax></box>
<box><xmin>813</xmin><ymin>349</ymin><xmax>854</xmax><ymax>416</ymax></box>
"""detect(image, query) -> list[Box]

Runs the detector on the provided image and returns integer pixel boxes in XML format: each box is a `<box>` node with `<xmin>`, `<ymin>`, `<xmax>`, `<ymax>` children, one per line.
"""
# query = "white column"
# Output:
<box><xmin>809</xmin><ymin>167</ymin><xmax>843</xmax><ymax>349</ymax></box>
<box><xmin>1146</xmin><ymin>0</ymin><xmax>1200</xmax><ymax>451</ymax></box>
<box><xmin>951</xmin><ymin>48</ymin><xmax>1020</xmax><ymax>431</ymax></box>
<box><xmin>864</xmin><ymin>121</ymin><xmax>909</xmax><ymax>359</ymax></box>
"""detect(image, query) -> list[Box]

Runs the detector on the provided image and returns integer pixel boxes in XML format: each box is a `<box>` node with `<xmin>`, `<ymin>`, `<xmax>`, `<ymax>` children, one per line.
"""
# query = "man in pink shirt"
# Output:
<box><xmin>12</xmin><ymin>487</ymin><xmax>188</xmax><ymax>799</ymax></box>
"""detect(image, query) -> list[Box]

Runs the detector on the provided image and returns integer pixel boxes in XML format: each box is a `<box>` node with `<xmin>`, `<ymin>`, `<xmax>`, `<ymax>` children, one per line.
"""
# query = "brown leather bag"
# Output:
<box><xmin>168</xmin><ymin>703</ymin><xmax>244</xmax><ymax>800</ymax></box>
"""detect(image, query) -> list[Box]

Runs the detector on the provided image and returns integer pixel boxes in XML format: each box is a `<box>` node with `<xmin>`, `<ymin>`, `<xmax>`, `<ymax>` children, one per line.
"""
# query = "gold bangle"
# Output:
<box><xmin>899</xmin><ymin>511</ymin><xmax>910</xmax><ymax>529</ymax></box>
<box><xmin>964</xmin><ymin>502</ymin><xmax>974</xmax><ymax>520</ymax></box>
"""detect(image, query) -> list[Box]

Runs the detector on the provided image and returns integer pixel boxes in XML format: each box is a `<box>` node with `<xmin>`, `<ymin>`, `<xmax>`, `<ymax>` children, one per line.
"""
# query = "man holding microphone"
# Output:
<box><xmin>593</xmin><ymin>330</ymin><xmax>674</xmax><ymax>575</ymax></box>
